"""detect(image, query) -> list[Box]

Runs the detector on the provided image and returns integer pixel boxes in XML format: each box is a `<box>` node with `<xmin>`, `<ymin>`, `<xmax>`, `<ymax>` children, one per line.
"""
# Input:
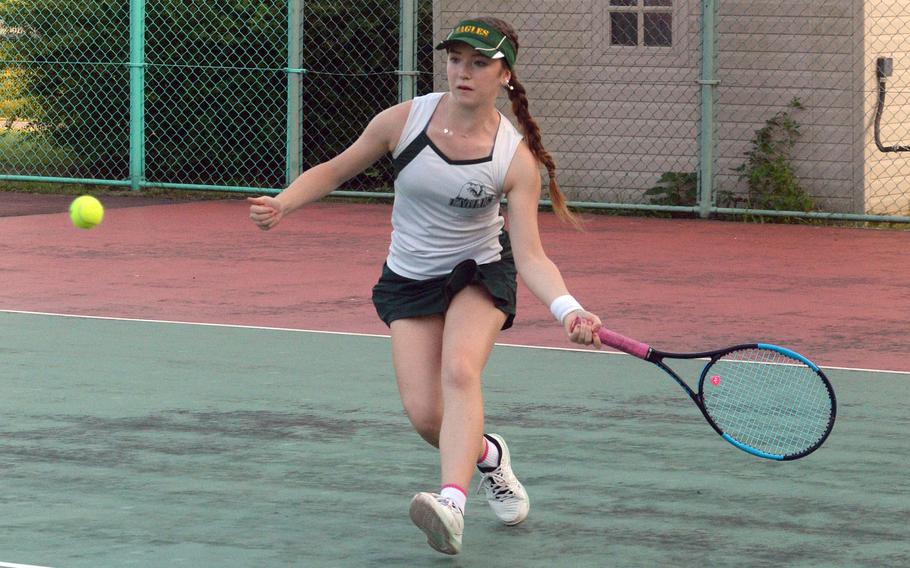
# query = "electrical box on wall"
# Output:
<box><xmin>877</xmin><ymin>57</ymin><xmax>893</xmax><ymax>78</ymax></box>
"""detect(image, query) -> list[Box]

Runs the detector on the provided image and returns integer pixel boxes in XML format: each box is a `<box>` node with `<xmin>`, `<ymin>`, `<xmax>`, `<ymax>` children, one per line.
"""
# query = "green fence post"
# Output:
<box><xmin>286</xmin><ymin>0</ymin><xmax>303</xmax><ymax>186</ymax></box>
<box><xmin>129</xmin><ymin>0</ymin><xmax>146</xmax><ymax>192</ymax></box>
<box><xmin>697</xmin><ymin>0</ymin><xmax>718</xmax><ymax>218</ymax></box>
<box><xmin>398</xmin><ymin>0</ymin><xmax>416</xmax><ymax>102</ymax></box>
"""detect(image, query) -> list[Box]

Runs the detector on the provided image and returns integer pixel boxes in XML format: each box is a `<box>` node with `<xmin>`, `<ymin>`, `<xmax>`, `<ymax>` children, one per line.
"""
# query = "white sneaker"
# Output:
<box><xmin>409</xmin><ymin>492</ymin><xmax>464</xmax><ymax>555</ymax></box>
<box><xmin>477</xmin><ymin>433</ymin><xmax>529</xmax><ymax>525</ymax></box>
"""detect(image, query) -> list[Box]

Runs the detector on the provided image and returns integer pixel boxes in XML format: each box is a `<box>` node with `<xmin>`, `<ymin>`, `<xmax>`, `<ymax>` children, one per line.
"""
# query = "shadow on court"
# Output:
<box><xmin>1</xmin><ymin>312</ymin><xmax>906</xmax><ymax>567</ymax></box>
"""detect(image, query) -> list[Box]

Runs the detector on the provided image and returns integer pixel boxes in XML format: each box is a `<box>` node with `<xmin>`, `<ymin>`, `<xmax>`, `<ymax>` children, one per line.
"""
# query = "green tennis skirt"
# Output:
<box><xmin>371</xmin><ymin>232</ymin><xmax>517</xmax><ymax>330</ymax></box>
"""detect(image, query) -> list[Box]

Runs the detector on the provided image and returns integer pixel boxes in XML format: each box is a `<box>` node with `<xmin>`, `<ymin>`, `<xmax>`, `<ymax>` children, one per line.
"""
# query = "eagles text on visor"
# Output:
<box><xmin>435</xmin><ymin>20</ymin><xmax>517</xmax><ymax>69</ymax></box>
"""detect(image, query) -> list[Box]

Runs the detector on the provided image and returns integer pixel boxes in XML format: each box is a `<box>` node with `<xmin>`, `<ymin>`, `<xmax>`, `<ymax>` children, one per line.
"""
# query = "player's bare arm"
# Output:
<box><xmin>248</xmin><ymin>102</ymin><xmax>410</xmax><ymax>229</ymax></box>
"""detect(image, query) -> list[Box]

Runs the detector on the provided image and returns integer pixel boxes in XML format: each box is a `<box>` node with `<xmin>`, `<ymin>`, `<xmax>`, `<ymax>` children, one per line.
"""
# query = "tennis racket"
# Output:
<box><xmin>583</xmin><ymin>324</ymin><xmax>837</xmax><ymax>460</ymax></box>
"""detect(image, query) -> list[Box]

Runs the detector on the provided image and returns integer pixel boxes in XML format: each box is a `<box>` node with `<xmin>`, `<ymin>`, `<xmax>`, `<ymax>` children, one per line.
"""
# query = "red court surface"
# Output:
<box><xmin>1</xmin><ymin>192</ymin><xmax>907</xmax><ymax>372</ymax></box>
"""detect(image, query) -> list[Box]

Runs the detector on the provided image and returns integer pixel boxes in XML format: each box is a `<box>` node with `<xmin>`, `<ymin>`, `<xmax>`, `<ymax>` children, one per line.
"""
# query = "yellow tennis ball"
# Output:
<box><xmin>69</xmin><ymin>195</ymin><xmax>104</xmax><ymax>229</ymax></box>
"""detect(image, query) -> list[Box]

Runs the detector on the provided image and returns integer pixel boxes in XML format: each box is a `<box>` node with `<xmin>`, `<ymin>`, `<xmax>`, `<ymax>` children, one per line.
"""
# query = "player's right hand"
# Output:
<box><xmin>247</xmin><ymin>196</ymin><xmax>284</xmax><ymax>231</ymax></box>
<box><xmin>567</xmin><ymin>311</ymin><xmax>603</xmax><ymax>349</ymax></box>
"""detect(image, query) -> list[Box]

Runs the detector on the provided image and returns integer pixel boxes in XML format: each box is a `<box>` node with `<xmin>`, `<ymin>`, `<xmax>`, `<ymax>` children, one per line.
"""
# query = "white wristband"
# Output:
<box><xmin>549</xmin><ymin>294</ymin><xmax>584</xmax><ymax>325</ymax></box>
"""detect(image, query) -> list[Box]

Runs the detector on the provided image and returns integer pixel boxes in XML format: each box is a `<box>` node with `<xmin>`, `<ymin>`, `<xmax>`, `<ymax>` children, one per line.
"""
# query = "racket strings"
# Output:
<box><xmin>701</xmin><ymin>348</ymin><xmax>833</xmax><ymax>457</ymax></box>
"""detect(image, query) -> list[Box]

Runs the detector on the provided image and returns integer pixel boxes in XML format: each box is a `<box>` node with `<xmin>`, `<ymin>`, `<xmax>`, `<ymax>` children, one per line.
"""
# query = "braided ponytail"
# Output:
<box><xmin>506</xmin><ymin>75</ymin><xmax>581</xmax><ymax>229</ymax></box>
<box><xmin>473</xmin><ymin>17</ymin><xmax>582</xmax><ymax>230</ymax></box>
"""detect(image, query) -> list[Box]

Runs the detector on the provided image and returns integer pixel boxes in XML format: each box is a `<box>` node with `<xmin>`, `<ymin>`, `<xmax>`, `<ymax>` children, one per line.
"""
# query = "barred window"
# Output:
<box><xmin>608</xmin><ymin>0</ymin><xmax>673</xmax><ymax>47</ymax></box>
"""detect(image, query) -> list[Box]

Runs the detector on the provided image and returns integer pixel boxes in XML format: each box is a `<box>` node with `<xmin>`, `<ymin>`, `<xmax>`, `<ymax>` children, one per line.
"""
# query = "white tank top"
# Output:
<box><xmin>386</xmin><ymin>92</ymin><xmax>524</xmax><ymax>280</ymax></box>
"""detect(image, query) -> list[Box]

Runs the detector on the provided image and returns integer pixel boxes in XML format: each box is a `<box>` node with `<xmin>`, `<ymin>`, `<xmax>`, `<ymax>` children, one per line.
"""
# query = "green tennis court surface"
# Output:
<box><xmin>1</xmin><ymin>311</ymin><xmax>907</xmax><ymax>567</ymax></box>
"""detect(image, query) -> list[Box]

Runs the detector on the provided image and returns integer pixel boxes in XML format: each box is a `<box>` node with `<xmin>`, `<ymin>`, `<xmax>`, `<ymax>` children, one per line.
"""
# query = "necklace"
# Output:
<box><xmin>442</xmin><ymin>96</ymin><xmax>473</xmax><ymax>138</ymax></box>
<box><xmin>442</xmin><ymin>121</ymin><xmax>468</xmax><ymax>138</ymax></box>
<box><xmin>444</xmin><ymin>119</ymin><xmax>496</xmax><ymax>138</ymax></box>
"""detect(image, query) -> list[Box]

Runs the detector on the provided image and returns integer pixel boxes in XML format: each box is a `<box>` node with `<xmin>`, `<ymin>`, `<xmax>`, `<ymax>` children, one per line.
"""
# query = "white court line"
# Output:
<box><xmin>2</xmin><ymin>309</ymin><xmax>908</xmax><ymax>377</ymax></box>
<box><xmin>0</xmin><ymin>562</ymin><xmax>54</xmax><ymax>568</ymax></box>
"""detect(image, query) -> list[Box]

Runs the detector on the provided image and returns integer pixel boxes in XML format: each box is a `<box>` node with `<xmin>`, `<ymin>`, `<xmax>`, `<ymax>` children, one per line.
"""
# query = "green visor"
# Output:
<box><xmin>435</xmin><ymin>20</ymin><xmax>517</xmax><ymax>68</ymax></box>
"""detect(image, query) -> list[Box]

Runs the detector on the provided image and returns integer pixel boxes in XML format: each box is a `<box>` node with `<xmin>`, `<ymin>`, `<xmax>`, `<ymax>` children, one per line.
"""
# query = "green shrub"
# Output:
<box><xmin>729</xmin><ymin>98</ymin><xmax>813</xmax><ymax>214</ymax></box>
<box><xmin>645</xmin><ymin>171</ymin><xmax>698</xmax><ymax>206</ymax></box>
<box><xmin>0</xmin><ymin>129</ymin><xmax>76</xmax><ymax>173</ymax></box>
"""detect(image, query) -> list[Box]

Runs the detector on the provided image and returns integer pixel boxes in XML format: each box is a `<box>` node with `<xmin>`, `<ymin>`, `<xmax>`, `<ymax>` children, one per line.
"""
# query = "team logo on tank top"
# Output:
<box><xmin>449</xmin><ymin>180</ymin><xmax>497</xmax><ymax>209</ymax></box>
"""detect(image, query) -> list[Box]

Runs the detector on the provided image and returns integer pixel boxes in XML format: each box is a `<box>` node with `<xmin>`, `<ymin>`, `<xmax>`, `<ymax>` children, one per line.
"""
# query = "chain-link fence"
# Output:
<box><xmin>0</xmin><ymin>1</ymin><xmax>131</xmax><ymax>181</ymax></box>
<box><xmin>1</xmin><ymin>0</ymin><xmax>908</xmax><ymax>222</ymax></box>
<box><xmin>433</xmin><ymin>1</ymin><xmax>704</xmax><ymax>214</ymax></box>
<box><xmin>0</xmin><ymin>0</ymin><xmax>422</xmax><ymax>193</ymax></box>
<box><xmin>713</xmin><ymin>0</ymin><xmax>910</xmax><ymax>220</ymax></box>
<box><xmin>436</xmin><ymin>0</ymin><xmax>910</xmax><ymax>222</ymax></box>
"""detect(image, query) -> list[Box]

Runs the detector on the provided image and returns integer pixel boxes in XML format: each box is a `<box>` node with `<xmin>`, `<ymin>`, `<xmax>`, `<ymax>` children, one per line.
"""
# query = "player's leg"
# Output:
<box><xmin>392</xmin><ymin>314</ymin><xmax>467</xmax><ymax>554</ymax></box>
<box><xmin>442</xmin><ymin>286</ymin><xmax>530</xmax><ymax>526</ymax></box>
<box><xmin>390</xmin><ymin>315</ymin><xmax>445</xmax><ymax>447</ymax></box>
<box><xmin>437</xmin><ymin>284</ymin><xmax>506</xmax><ymax>493</ymax></box>
<box><xmin>395</xmin><ymin>285</ymin><xmax>501</xmax><ymax>554</ymax></box>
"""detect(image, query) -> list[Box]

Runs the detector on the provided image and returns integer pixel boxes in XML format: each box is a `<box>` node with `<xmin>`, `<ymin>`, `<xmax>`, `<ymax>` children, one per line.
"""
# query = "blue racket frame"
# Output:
<box><xmin>646</xmin><ymin>342</ymin><xmax>837</xmax><ymax>461</ymax></box>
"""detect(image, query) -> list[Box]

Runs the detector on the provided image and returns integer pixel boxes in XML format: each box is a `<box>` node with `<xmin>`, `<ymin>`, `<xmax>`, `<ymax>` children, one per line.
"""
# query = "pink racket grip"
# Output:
<box><xmin>569</xmin><ymin>318</ymin><xmax>651</xmax><ymax>359</ymax></box>
<box><xmin>597</xmin><ymin>328</ymin><xmax>651</xmax><ymax>359</ymax></box>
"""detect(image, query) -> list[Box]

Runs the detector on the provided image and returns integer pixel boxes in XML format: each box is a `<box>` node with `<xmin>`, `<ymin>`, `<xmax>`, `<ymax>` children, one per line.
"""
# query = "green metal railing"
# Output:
<box><xmin>1</xmin><ymin>0</ymin><xmax>908</xmax><ymax>223</ymax></box>
<box><xmin>697</xmin><ymin>0</ymin><xmax>717</xmax><ymax>220</ymax></box>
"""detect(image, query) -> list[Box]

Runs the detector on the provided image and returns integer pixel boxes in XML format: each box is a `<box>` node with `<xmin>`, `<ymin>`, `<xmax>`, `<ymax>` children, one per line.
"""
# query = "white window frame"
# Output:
<box><xmin>607</xmin><ymin>1</ymin><xmax>675</xmax><ymax>49</ymax></box>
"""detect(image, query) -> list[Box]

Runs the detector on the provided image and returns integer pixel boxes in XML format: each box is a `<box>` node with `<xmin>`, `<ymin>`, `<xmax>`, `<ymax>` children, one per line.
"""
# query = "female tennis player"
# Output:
<box><xmin>248</xmin><ymin>17</ymin><xmax>602</xmax><ymax>555</ymax></box>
